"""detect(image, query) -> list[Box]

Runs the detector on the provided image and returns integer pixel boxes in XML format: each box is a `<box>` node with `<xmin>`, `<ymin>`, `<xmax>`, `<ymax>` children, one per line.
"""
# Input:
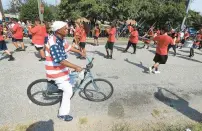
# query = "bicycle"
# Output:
<box><xmin>27</xmin><ymin>57</ymin><xmax>114</xmax><ymax>106</ymax></box>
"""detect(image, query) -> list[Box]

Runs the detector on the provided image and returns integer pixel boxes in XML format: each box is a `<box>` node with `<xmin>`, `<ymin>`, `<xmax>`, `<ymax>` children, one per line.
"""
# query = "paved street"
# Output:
<box><xmin>0</xmin><ymin>39</ymin><xmax>202</xmax><ymax>131</ymax></box>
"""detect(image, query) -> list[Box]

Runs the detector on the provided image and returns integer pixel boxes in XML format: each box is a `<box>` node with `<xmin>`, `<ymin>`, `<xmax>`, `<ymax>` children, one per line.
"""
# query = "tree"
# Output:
<box><xmin>20</xmin><ymin>0</ymin><xmax>54</xmax><ymax>22</ymax></box>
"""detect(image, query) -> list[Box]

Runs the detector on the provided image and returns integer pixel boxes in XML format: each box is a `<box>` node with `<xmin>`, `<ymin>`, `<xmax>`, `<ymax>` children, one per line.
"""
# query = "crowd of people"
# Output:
<box><xmin>1</xmin><ymin>17</ymin><xmax>202</xmax><ymax>122</ymax></box>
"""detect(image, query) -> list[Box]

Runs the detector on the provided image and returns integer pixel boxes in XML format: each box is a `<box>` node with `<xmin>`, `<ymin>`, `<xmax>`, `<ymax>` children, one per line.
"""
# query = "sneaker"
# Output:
<box><xmin>104</xmin><ymin>55</ymin><xmax>109</xmax><ymax>59</ymax></box>
<box><xmin>131</xmin><ymin>52</ymin><xmax>136</xmax><ymax>54</ymax></box>
<box><xmin>148</xmin><ymin>67</ymin><xmax>152</xmax><ymax>74</ymax></box>
<box><xmin>8</xmin><ymin>56</ymin><xmax>15</xmax><ymax>61</ymax></box>
<box><xmin>15</xmin><ymin>48</ymin><xmax>21</xmax><ymax>52</ymax></box>
<box><xmin>20</xmin><ymin>48</ymin><xmax>26</xmax><ymax>51</ymax></box>
<box><xmin>154</xmin><ymin>71</ymin><xmax>161</xmax><ymax>74</ymax></box>
<box><xmin>109</xmin><ymin>55</ymin><xmax>112</xmax><ymax>59</ymax></box>
<box><xmin>122</xmin><ymin>50</ymin><xmax>127</xmax><ymax>53</ymax></box>
<box><xmin>58</xmin><ymin>115</ymin><xmax>73</xmax><ymax>122</ymax></box>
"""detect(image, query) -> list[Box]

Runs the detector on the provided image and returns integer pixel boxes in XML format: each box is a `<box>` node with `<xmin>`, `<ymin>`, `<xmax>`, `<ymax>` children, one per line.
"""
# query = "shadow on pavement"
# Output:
<box><xmin>124</xmin><ymin>58</ymin><xmax>149</xmax><ymax>74</ymax></box>
<box><xmin>176</xmin><ymin>55</ymin><xmax>202</xmax><ymax>64</ymax></box>
<box><xmin>114</xmin><ymin>45</ymin><xmax>125</xmax><ymax>52</ymax></box>
<box><xmin>154</xmin><ymin>87</ymin><xmax>202</xmax><ymax>122</ymax></box>
<box><xmin>87</xmin><ymin>50</ymin><xmax>105</xmax><ymax>57</ymax></box>
<box><xmin>26</xmin><ymin>119</ymin><xmax>54</xmax><ymax>131</ymax></box>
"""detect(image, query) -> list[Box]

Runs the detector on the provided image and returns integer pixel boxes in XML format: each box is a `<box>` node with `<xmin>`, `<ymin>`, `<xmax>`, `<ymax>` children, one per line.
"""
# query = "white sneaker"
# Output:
<box><xmin>154</xmin><ymin>71</ymin><xmax>161</xmax><ymax>74</ymax></box>
<box><xmin>148</xmin><ymin>67</ymin><xmax>152</xmax><ymax>73</ymax></box>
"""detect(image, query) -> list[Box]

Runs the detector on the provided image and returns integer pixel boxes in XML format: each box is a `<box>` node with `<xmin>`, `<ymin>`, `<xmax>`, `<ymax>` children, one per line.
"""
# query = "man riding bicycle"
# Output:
<box><xmin>45</xmin><ymin>21</ymin><xmax>84</xmax><ymax>121</ymax></box>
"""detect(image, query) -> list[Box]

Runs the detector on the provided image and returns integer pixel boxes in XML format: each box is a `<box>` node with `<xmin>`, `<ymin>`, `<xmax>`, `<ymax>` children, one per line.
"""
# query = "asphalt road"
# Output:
<box><xmin>0</xmin><ymin>39</ymin><xmax>202</xmax><ymax>131</ymax></box>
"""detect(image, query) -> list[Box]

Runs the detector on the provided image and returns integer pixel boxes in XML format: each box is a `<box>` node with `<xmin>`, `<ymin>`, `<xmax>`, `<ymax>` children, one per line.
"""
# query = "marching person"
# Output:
<box><xmin>0</xmin><ymin>24</ymin><xmax>15</xmax><ymax>61</ymax></box>
<box><xmin>28</xmin><ymin>18</ymin><xmax>46</xmax><ymax>61</ymax></box>
<box><xmin>105</xmin><ymin>23</ymin><xmax>116</xmax><ymax>59</ymax></box>
<box><xmin>142</xmin><ymin>27</ymin><xmax>154</xmax><ymax>49</ymax></box>
<box><xmin>123</xmin><ymin>25</ymin><xmax>139</xmax><ymax>54</ymax></box>
<box><xmin>189</xmin><ymin>32</ymin><xmax>202</xmax><ymax>57</ymax></box>
<box><xmin>93</xmin><ymin>24</ymin><xmax>100</xmax><ymax>46</ymax></box>
<box><xmin>77</xmin><ymin>22</ymin><xmax>89</xmax><ymax>59</ymax></box>
<box><xmin>149</xmin><ymin>26</ymin><xmax>173</xmax><ymax>74</ymax></box>
<box><xmin>12</xmin><ymin>18</ymin><xmax>25</xmax><ymax>51</ymax></box>
<box><xmin>167</xmin><ymin>33</ymin><xmax>177</xmax><ymax>56</ymax></box>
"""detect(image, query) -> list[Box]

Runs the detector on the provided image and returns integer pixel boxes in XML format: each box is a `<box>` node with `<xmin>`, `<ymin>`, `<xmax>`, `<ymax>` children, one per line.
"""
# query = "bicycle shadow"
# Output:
<box><xmin>154</xmin><ymin>87</ymin><xmax>202</xmax><ymax>122</ymax></box>
<box><xmin>26</xmin><ymin>119</ymin><xmax>54</xmax><ymax>131</ymax></box>
<box><xmin>124</xmin><ymin>58</ymin><xmax>149</xmax><ymax>74</ymax></box>
<box><xmin>78</xmin><ymin>89</ymin><xmax>107</xmax><ymax>102</ymax></box>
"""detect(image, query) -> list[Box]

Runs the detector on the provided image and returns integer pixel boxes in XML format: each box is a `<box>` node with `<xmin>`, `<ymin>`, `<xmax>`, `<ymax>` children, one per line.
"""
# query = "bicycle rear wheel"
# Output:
<box><xmin>83</xmin><ymin>79</ymin><xmax>114</xmax><ymax>102</ymax></box>
<box><xmin>27</xmin><ymin>79</ymin><xmax>62</xmax><ymax>106</ymax></box>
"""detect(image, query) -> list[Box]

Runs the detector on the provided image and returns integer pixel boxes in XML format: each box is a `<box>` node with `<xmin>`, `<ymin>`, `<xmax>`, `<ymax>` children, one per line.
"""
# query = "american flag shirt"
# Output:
<box><xmin>45</xmin><ymin>35</ymin><xmax>71</xmax><ymax>82</ymax></box>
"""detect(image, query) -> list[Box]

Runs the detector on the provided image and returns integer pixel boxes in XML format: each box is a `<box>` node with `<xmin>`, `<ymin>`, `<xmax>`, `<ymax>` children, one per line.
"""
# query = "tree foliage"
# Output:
<box><xmin>19</xmin><ymin>0</ymin><xmax>54</xmax><ymax>22</ymax></box>
<box><xmin>57</xmin><ymin>0</ymin><xmax>201</xmax><ymax>28</ymax></box>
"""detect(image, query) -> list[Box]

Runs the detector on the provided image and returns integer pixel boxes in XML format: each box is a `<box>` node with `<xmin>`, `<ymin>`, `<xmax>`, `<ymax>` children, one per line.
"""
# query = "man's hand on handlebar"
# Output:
<box><xmin>75</xmin><ymin>67</ymin><xmax>83</xmax><ymax>72</ymax></box>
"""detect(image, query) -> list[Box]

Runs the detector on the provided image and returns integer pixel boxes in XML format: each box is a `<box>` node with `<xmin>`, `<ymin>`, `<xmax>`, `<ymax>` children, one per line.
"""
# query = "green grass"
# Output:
<box><xmin>79</xmin><ymin>117</ymin><xmax>88</xmax><ymax>125</ymax></box>
<box><xmin>112</xmin><ymin>123</ymin><xmax>131</xmax><ymax>131</ymax></box>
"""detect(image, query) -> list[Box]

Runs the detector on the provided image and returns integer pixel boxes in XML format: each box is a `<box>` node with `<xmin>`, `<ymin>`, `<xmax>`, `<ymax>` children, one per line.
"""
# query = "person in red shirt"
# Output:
<box><xmin>0</xmin><ymin>24</ymin><xmax>15</xmax><ymax>61</ymax></box>
<box><xmin>72</xmin><ymin>23</ymin><xmax>81</xmax><ymax>49</ymax></box>
<box><xmin>142</xmin><ymin>27</ymin><xmax>154</xmax><ymax>49</ymax></box>
<box><xmin>128</xmin><ymin>23</ymin><xmax>133</xmax><ymax>33</ymax></box>
<box><xmin>123</xmin><ymin>26</ymin><xmax>138</xmax><ymax>54</ymax></box>
<box><xmin>94</xmin><ymin>24</ymin><xmax>100</xmax><ymax>46</ymax></box>
<box><xmin>167</xmin><ymin>33</ymin><xmax>177</xmax><ymax>56</ymax></box>
<box><xmin>105</xmin><ymin>23</ymin><xmax>116</xmax><ymax>59</ymax></box>
<box><xmin>28</xmin><ymin>18</ymin><xmax>46</xmax><ymax>61</ymax></box>
<box><xmin>12</xmin><ymin>18</ymin><xmax>25</xmax><ymax>51</ymax></box>
<box><xmin>149</xmin><ymin>27</ymin><xmax>173</xmax><ymax>74</ymax></box>
<box><xmin>78</xmin><ymin>22</ymin><xmax>89</xmax><ymax>59</ymax></box>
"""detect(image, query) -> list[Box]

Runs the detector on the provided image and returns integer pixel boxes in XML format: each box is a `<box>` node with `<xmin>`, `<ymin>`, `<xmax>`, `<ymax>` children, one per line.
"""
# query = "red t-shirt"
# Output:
<box><xmin>95</xmin><ymin>27</ymin><xmax>100</xmax><ymax>37</ymax></box>
<box><xmin>129</xmin><ymin>30</ymin><xmax>138</xmax><ymax>44</ymax></box>
<box><xmin>184</xmin><ymin>32</ymin><xmax>190</xmax><ymax>40</ymax></box>
<box><xmin>13</xmin><ymin>23</ymin><xmax>23</xmax><ymax>39</ymax></box>
<box><xmin>74</xmin><ymin>27</ymin><xmax>81</xmax><ymax>36</ymax></box>
<box><xmin>42</xmin><ymin>25</ymin><xmax>48</xmax><ymax>37</ymax></box>
<box><xmin>80</xmin><ymin>29</ymin><xmax>87</xmax><ymax>42</ymax></box>
<box><xmin>153</xmin><ymin>35</ymin><xmax>173</xmax><ymax>55</ymax></box>
<box><xmin>128</xmin><ymin>26</ymin><xmax>133</xmax><ymax>33</ymax></box>
<box><xmin>29</xmin><ymin>25</ymin><xmax>45</xmax><ymax>45</ymax></box>
<box><xmin>0</xmin><ymin>26</ymin><xmax>4</xmax><ymax>41</ymax></box>
<box><xmin>107</xmin><ymin>27</ymin><xmax>116</xmax><ymax>43</ymax></box>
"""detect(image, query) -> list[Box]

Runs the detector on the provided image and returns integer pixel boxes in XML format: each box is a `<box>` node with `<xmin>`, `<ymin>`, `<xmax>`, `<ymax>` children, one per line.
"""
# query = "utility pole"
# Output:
<box><xmin>0</xmin><ymin>0</ymin><xmax>4</xmax><ymax>18</ymax></box>
<box><xmin>37</xmin><ymin>0</ymin><xmax>44</xmax><ymax>22</ymax></box>
<box><xmin>181</xmin><ymin>0</ymin><xmax>191</xmax><ymax>31</ymax></box>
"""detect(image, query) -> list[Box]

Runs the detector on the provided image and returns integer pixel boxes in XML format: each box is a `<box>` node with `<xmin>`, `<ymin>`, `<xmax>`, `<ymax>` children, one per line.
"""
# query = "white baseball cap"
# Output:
<box><xmin>51</xmin><ymin>21</ymin><xmax>67</xmax><ymax>32</ymax></box>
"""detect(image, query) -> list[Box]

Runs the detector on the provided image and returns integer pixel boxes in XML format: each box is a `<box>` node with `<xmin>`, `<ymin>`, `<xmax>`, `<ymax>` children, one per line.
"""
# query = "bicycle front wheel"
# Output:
<box><xmin>83</xmin><ymin>79</ymin><xmax>114</xmax><ymax>102</ymax></box>
<box><xmin>27</xmin><ymin>79</ymin><xmax>62</xmax><ymax>106</ymax></box>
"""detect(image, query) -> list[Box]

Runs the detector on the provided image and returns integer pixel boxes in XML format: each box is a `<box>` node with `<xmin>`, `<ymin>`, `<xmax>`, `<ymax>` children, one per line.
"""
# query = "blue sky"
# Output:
<box><xmin>2</xmin><ymin>0</ymin><xmax>202</xmax><ymax>13</ymax></box>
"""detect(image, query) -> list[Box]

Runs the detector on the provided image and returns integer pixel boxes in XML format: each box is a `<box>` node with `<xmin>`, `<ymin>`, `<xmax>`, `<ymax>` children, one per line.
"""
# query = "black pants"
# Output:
<box><xmin>190</xmin><ymin>48</ymin><xmax>194</xmax><ymax>56</ymax></box>
<box><xmin>168</xmin><ymin>44</ymin><xmax>176</xmax><ymax>55</ymax></box>
<box><xmin>125</xmin><ymin>41</ymin><xmax>137</xmax><ymax>53</ymax></box>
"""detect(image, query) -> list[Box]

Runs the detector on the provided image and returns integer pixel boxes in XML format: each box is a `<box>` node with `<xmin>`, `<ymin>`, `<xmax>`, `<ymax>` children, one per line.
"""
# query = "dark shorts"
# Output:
<box><xmin>153</xmin><ymin>53</ymin><xmax>168</xmax><ymax>64</ymax></box>
<box><xmin>44</xmin><ymin>37</ymin><xmax>48</xmax><ymax>44</ymax></box>
<box><xmin>12</xmin><ymin>38</ymin><xmax>23</xmax><ymax>42</ymax></box>
<box><xmin>79</xmin><ymin>42</ymin><xmax>86</xmax><ymax>49</ymax></box>
<box><xmin>73</xmin><ymin>39</ymin><xmax>75</xmax><ymax>43</ymax></box>
<box><xmin>35</xmin><ymin>46</ymin><xmax>44</xmax><ymax>51</ymax></box>
<box><xmin>105</xmin><ymin>42</ymin><xmax>114</xmax><ymax>50</ymax></box>
<box><xmin>28</xmin><ymin>35</ymin><xmax>32</xmax><ymax>39</ymax></box>
<box><xmin>94</xmin><ymin>36</ymin><xmax>98</xmax><ymax>39</ymax></box>
<box><xmin>0</xmin><ymin>40</ymin><xmax>8</xmax><ymax>51</ymax></box>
